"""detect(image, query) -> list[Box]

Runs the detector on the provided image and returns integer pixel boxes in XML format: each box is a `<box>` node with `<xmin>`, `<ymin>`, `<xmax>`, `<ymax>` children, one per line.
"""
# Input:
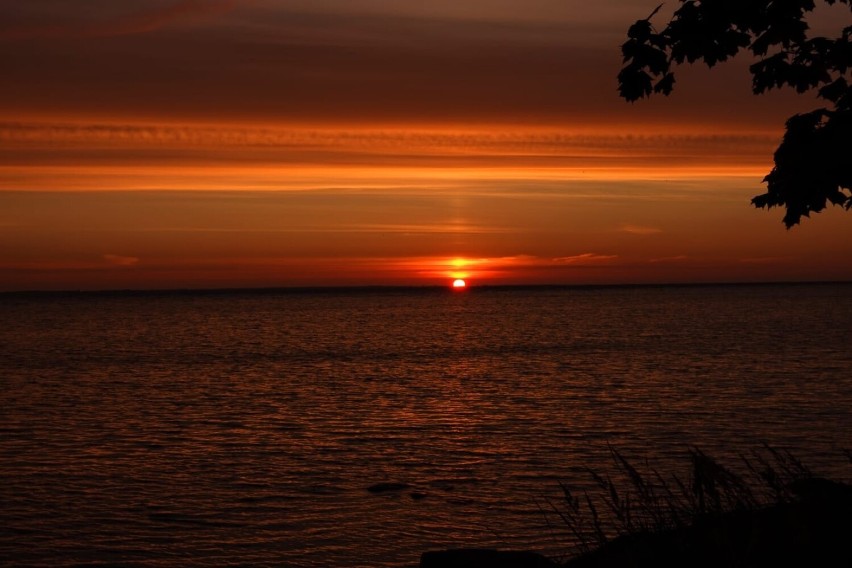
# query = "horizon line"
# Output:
<box><xmin>2</xmin><ymin>280</ymin><xmax>850</xmax><ymax>297</ymax></box>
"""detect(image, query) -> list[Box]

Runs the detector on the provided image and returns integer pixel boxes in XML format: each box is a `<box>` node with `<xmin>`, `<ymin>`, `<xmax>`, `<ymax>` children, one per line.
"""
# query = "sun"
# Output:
<box><xmin>452</xmin><ymin>278</ymin><xmax>467</xmax><ymax>290</ymax></box>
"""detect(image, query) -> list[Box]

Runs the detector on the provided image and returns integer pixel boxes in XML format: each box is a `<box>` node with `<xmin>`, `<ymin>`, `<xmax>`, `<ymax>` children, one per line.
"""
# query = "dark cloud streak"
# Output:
<box><xmin>0</xmin><ymin>0</ymin><xmax>240</xmax><ymax>40</ymax></box>
<box><xmin>0</xmin><ymin>3</ymin><xmax>810</xmax><ymax>127</ymax></box>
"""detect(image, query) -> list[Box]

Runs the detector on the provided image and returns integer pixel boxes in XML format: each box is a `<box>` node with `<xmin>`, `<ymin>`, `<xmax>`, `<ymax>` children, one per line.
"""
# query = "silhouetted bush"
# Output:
<box><xmin>550</xmin><ymin>446</ymin><xmax>852</xmax><ymax>567</ymax></box>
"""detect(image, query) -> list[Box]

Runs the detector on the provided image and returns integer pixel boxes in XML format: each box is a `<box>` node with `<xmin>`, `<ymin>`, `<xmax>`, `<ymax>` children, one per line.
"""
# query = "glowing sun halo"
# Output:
<box><xmin>452</xmin><ymin>279</ymin><xmax>467</xmax><ymax>289</ymax></box>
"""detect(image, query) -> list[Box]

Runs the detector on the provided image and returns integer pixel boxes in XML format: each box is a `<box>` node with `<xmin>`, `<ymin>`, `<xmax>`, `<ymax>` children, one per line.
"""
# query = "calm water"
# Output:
<box><xmin>1</xmin><ymin>284</ymin><xmax>851</xmax><ymax>567</ymax></box>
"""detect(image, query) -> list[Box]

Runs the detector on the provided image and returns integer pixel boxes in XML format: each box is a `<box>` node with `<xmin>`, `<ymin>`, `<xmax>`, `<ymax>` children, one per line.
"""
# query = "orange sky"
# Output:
<box><xmin>1</xmin><ymin>0</ymin><xmax>851</xmax><ymax>290</ymax></box>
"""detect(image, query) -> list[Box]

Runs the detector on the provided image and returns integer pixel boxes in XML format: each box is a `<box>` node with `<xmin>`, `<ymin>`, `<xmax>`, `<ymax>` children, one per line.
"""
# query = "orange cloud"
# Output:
<box><xmin>391</xmin><ymin>254</ymin><xmax>622</xmax><ymax>282</ymax></box>
<box><xmin>103</xmin><ymin>254</ymin><xmax>140</xmax><ymax>267</ymax></box>
<box><xmin>553</xmin><ymin>253</ymin><xmax>618</xmax><ymax>264</ymax></box>
<box><xmin>620</xmin><ymin>225</ymin><xmax>663</xmax><ymax>235</ymax></box>
<box><xmin>0</xmin><ymin>120</ymin><xmax>777</xmax><ymax>193</ymax></box>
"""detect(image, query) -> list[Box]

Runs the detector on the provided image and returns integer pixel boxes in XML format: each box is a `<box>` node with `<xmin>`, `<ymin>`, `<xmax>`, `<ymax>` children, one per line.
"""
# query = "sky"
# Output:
<box><xmin>2</xmin><ymin>0</ymin><xmax>851</xmax><ymax>290</ymax></box>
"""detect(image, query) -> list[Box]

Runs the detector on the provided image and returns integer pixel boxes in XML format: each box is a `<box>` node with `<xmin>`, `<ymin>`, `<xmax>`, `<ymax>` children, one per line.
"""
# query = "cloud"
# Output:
<box><xmin>620</xmin><ymin>224</ymin><xmax>663</xmax><ymax>235</ymax></box>
<box><xmin>649</xmin><ymin>255</ymin><xmax>689</xmax><ymax>263</ymax></box>
<box><xmin>1</xmin><ymin>1</ymin><xmax>805</xmax><ymax>129</ymax></box>
<box><xmin>131</xmin><ymin>223</ymin><xmax>514</xmax><ymax>235</ymax></box>
<box><xmin>738</xmin><ymin>257</ymin><xmax>791</xmax><ymax>264</ymax></box>
<box><xmin>103</xmin><ymin>254</ymin><xmax>140</xmax><ymax>267</ymax></box>
<box><xmin>0</xmin><ymin>121</ymin><xmax>776</xmax><ymax>178</ymax></box>
<box><xmin>553</xmin><ymin>253</ymin><xmax>618</xmax><ymax>264</ymax></box>
<box><xmin>0</xmin><ymin>121</ymin><xmax>777</xmax><ymax>151</ymax></box>
<box><xmin>0</xmin><ymin>0</ymin><xmax>240</xmax><ymax>40</ymax></box>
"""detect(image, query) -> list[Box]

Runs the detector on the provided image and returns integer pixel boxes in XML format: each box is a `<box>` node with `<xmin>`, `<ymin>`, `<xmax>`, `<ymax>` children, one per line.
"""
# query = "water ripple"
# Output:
<box><xmin>1</xmin><ymin>284</ymin><xmax>851</xmax><ymax>567</ymax></box>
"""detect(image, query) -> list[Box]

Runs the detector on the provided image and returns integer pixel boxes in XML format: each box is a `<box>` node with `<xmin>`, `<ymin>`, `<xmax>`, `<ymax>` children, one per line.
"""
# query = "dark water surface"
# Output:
<box><xmin>2</xmin><ymin>284</ymin><xmax>851</xmax><ymax>567</ymax></box>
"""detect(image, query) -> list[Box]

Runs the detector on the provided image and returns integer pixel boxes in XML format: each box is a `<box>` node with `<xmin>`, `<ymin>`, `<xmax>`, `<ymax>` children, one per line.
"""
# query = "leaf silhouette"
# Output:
<box><xmin>618</xmin><ymin>0</ymin><xmax>852</xmax><ymax>226</ymax></box>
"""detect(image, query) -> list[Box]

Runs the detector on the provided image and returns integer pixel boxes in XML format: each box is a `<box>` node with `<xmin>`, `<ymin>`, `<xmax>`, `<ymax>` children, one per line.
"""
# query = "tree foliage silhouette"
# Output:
<box><xmin>618</xmin><ymin>0</ymin><xmax>851</xmax><ymax>227</ymax></box>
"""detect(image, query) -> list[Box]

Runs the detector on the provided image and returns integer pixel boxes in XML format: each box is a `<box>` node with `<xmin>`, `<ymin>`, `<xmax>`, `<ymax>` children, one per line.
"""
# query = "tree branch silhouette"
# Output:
<box><xmin>618</xmin><ymin>0</ymin><xmax>852</xmax><ymax>227</ymax></box>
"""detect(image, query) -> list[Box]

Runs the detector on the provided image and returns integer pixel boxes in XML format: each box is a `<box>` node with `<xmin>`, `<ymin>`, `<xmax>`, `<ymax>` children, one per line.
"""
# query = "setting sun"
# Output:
<box><xmin>452</xmin><ymin>279</ymin><xmax>467</xmax><ymax>289</ymax></box>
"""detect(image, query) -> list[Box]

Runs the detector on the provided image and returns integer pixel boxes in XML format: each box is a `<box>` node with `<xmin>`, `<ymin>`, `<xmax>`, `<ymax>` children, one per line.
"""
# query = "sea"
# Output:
<box><xmin>1</xmin><ymin>283</ymin><xmax>851</xmax><ymax>567</ymax></box>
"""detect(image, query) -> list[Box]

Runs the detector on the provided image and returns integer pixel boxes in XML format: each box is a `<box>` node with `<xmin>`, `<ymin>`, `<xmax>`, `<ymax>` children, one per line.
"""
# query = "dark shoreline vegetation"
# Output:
<box><xmin>2</xmin><ymin>280</ymin><xmax>852</xmax><ymax>298</ymax></box>
<box><xmin>422</xmin><ymin>447</ymin><xmax>852</xmax><ymax>568</ymax></box>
